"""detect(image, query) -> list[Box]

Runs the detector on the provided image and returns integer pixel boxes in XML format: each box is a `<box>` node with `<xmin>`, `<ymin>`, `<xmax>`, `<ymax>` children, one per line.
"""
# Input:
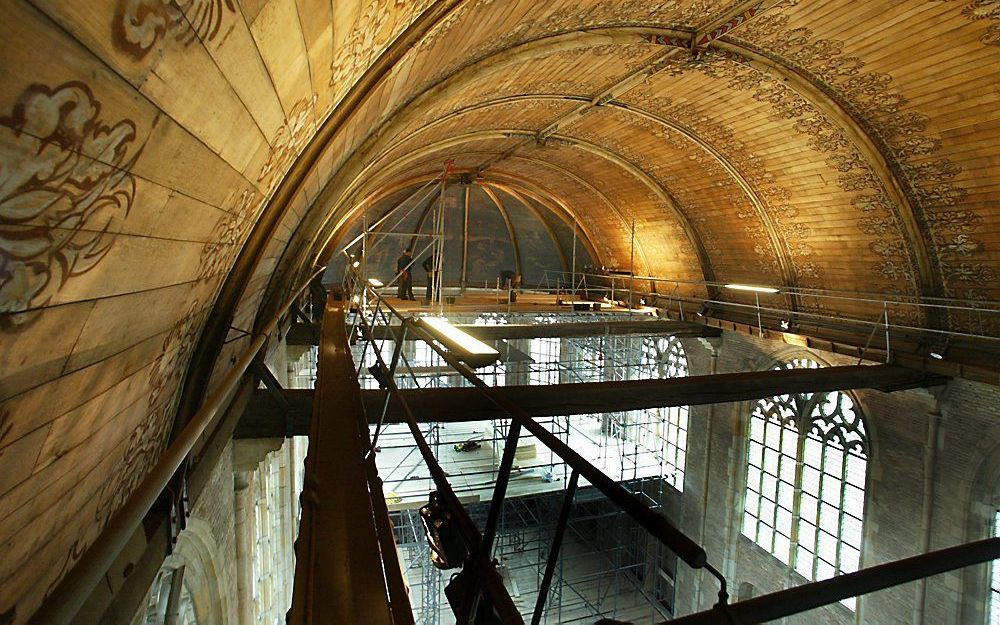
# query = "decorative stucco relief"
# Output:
<box><xmin>113</xmin><ymin>0</ymin><xmax>236</xmax><ymax>61</ymax></box>
<box><xmin>0</xmin><ymin>82</ymin><xmax>142</xmax><ymax>329</ymax></box>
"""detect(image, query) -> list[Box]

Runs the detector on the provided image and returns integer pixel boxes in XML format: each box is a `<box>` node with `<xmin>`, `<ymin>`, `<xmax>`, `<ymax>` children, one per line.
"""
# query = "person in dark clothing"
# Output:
<box><xmin>396</xmin><ymin>248</ymin><xmax>415</xmax><ymax>300</ymax></box>
<box><xmin>422</xmin><ymin>254</ymin><xmax>438</xmax><ymax>303</ymax></box>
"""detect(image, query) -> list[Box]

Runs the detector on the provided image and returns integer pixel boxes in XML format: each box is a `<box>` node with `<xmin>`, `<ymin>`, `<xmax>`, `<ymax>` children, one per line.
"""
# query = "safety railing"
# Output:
<box><xmin>341</xmin><ymin>265</ymin><xmax>731</xmax><ymax>624</ymax></box>
<box><xmin>539</xmin><ymin>270</ymin><xmax>1000</xmax><ymax>365</ymax></box>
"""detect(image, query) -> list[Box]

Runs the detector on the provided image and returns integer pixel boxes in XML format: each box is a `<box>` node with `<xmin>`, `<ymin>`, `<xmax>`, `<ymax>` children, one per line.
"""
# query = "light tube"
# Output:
<box><xmin>422</xmin><ymin>317</ymin><xmax>498</xmax><ymax>355</ymax></box>
<box><xmin>724</xmin><ymin>283</ymin><xmax>780</xmax><ymax>294</ymax></box>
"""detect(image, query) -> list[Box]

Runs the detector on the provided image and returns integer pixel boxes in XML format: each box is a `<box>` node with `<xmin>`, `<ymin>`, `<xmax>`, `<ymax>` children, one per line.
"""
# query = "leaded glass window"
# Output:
<box><xmin>991</xmin><ymin>507</ymin><xmax>1000</xmax><ymax>625</ymax></box>
<box><xmin>741</xmin><ymin>359</ymin><xmax>869</xmax><ymax>610</ymax></box>
<box><xmin>636</xmin><ymin>336</ymin><xmax>689</xmax><ymax>491</ymax></box>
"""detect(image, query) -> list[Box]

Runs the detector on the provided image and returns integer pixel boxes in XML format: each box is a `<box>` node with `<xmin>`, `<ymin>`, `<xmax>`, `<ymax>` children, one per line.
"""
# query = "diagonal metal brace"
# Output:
<box><xmin>250</xmin><ymin>359</ymin><xmax>296</xmax><ymax>438</ymax></box>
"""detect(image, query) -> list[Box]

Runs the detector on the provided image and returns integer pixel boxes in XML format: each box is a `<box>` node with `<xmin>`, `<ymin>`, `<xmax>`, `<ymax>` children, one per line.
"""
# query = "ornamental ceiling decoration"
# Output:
<box><xmin>573</xmin><ymin>105</ymin><xmax>786</xmax><ymax>279</ymax></box>
<box><xmin>686</xmin><ymin>55</ymin><xmax>920</xmax><ymax>295</ymax></box>
<box><xmin>619</xmin><ymin>92</ymin><xmax>820</xmax><ymax>281</ymax></box>
<box><xmin>330</xmin><ymin>0</ymin><xmax>436</xmax><ymax>108</ymax></box>
<box><xmin>0</xmin><ymin>82</ymin><xmax>143</xmax><ymax>330</ymax></box>
<box><xmin>93</xmin><ymin>299</ymin><xmax>203</xmax><ymax>521</ymax></box>
<box><xmin>34</xmin><ymin>293</ymin><xmax>205</xmax><ymax>614</ymax></box>
<box><xmin>726</xmin><ymin>10</ymin><xmax>989</xmax><ymax>300</ymax></box>
<box><xmin>113</xmin><ymin>0</ymin><xmax>237</xmax><ymax>61</ymax></box>
<box><xmin>943</xmin><ymin>0</ymin><xmax>1000</xmax><ymax>46</ymax></box>
<box><xmin>257</xmin><ymin>96</ymin><xmax>318</xmax><ymax>193</ymax></box>
<box><xmin>198</xmin><ymin>189</ymin><xmax>260</xmax><ymax>284</ymax></box>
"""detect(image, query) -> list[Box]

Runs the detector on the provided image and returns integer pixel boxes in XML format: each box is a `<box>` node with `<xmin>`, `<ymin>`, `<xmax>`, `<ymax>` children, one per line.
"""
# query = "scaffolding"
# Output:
<box><xmin>349</xmin><ymin>309</ymin><xmax>689</xmax><ymax>624</ymax></box>
<box><xmin>387</xmin><ymin>482</ymin><xmax>676</xmax><ymax>624</ymax></box>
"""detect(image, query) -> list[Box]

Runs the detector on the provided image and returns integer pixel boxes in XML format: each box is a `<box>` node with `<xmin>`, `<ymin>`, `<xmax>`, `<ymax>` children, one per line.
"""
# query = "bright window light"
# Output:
<box><xmin>725</xmin><ymin>284</ymin><xmax>780</xmax><ymax>294</ymax></box>
<box><xmin>367</xmin><ymin>278</ymin><xmax>384</xmax><ymax>287</ymax></box>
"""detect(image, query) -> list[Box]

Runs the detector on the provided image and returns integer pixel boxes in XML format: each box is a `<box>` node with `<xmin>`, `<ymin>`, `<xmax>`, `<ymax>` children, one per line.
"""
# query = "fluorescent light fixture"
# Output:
<box><xmin>352</xmin><ymin>261</ymin><xmax>360</xmax><ymax>268</ymax></box>
<box><xmin>420</xmin><ymin>317</ymin><xmax>500</xmax><ymax>368</ymax></box>
<box><xmin>368</xmin><ymin>278</ymin><xmax>384</xmax><ymax>287</ymax></box>
<box><xmin>724</xmin><ymin>283</ymin><xmax>780</xmax><ymax>294</ymax></box>
<box><xmin>929</xmin><ymin>351</ymin><xmax>944</xmax><ymax>360</ymax></box>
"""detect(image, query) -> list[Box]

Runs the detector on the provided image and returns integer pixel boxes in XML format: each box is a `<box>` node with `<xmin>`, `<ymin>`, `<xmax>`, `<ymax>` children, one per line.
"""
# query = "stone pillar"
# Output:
<box><xmin>233</xmin><ymin>471</ymin><xmax>254</xmax><ymax>625</ymax></box>
<box><xmin>914</xmin><ymin>387</ymin><xmax>946</xmax><ymax>624</ymax></box>
<box><xmin>691</xmin><ymin>336</ymin><xmax>723</xmax><ymax>613</ymax></box>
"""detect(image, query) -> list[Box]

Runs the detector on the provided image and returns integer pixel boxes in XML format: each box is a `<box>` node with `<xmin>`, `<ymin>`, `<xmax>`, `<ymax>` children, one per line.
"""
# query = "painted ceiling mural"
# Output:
<box><xmin>0</xmin><ymin>82</ymin><xmax>142</xmax><ymax>329</ymax></box>
<box><xmin>0</xmin><ymin>0</ymin><xmax>999</xmax><ymax>622</ymax></box>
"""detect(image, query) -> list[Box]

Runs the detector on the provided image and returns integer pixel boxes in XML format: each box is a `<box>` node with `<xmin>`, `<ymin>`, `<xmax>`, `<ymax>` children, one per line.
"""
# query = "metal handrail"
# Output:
<box><xmin>31</xmin><ymin>268</ymin><xmax>324</xmax><ymax>625</ymax></box>
<box><xmin>542</xmin><ymin>269</ymin><xmax>1000</xmax><ymax>309</ymax></box>
<box><xmin>540</xmin><ymin>270</ymin><xmax>1000</xmax><ymax>346</ymax></box>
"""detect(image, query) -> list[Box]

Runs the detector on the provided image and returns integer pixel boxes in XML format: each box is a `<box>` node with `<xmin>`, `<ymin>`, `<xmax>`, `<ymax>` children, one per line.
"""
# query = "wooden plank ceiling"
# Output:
<box><xmin>1</xmin><ymin>1</ymin><xmax>998</xmax><ymax>621</ymax></box>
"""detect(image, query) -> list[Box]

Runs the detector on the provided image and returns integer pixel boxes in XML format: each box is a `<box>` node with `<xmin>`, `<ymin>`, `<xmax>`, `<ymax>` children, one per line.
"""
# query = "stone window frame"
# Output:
<box><xmin>635</xmin><ymin>335</ymin><xmax>690</xmax><ymax>492</ymax></box>
<box><xmin>960</xmin><ymin>439</ymin><xmax>1000</xmax><ymax>625</ymax></box>
<box><xmin>739</xmin><ymin>356</ymin><xmax>871</xmax><ymax>611</ymax></box>
<box><xmin>991</xmin><ymin>505</ymin><xmax>1000</xmax><ymax>625</ymax></box>
<box><xmin>132</xmin><ymin>519</ymin><xmax>229</xmax><ymax>625</ymax></box>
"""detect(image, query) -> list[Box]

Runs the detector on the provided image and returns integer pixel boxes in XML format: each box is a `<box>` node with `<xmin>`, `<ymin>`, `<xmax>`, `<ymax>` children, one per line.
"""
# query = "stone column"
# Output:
<box><xmin>914</xmin><ymin>387</ymin><xmax>946</xmax><ymax>624</ymax></box>
<box><xmin>233</xmin><ymin>471</ymin><xmax>255</xmax><ymax>625</ymax></box>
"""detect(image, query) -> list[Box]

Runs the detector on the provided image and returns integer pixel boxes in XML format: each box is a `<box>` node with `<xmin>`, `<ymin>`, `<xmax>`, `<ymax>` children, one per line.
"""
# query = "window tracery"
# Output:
<box><xmin>637</xmin><ymin>336</ymin><xmax>690</xmax><ymax>491</ymax></box>
<box><xmin>742</xmin><ymin>358</ymin><xmax>869</xmax><ymax>610</ymax></box>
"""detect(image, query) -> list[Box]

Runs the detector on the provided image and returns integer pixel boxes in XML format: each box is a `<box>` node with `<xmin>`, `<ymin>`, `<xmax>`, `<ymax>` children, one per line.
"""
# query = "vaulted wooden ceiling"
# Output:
<box><xmin>1</xmin><ymin>0</ymin><xmax>998</xmax><ymax>621</ymax></box>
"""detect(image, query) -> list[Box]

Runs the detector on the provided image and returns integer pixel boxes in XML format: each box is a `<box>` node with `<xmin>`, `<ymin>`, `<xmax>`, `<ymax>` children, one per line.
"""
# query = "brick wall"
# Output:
<box><xmin>189</xmin><ymin>443</ymin><xmax>239</xmax><ymax>625</ymax></box>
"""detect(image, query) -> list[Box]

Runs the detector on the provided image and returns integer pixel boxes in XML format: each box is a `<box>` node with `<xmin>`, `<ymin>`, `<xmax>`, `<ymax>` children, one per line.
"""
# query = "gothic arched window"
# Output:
<box><xmin>991</xmin><ymin>506</ymin><xmax>1000</xmax><ymax>624</ymax></box>
<box><xmin>741</xmin><ymin>359</ymin><xmax>869</xmax><ymax>609</ymax></box>
<box><xmin>637</xmin><ymin>336</ymin><xmax>689</xmax><ymax>491</ymax></box>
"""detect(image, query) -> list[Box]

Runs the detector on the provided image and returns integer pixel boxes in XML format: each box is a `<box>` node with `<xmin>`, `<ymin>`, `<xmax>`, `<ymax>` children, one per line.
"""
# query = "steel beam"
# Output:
<box><xmin>234</xmin><ymin>364</ymin><xmax>944</xmax><ymax>438</ymax></box>
<box><xmin>406</xmin><ymin>318</ymin><xmax>710</xmax><ymax>570</ymax></box>
<box><xmin>287</xmin><ymin>303</ymin><xmax>395</xmax><ymax>625</ymax></box>
<box><xmin>352</xmin><ymin>307</ymin><xmax>523</xmax><ymax>623</ymax></box>
<box><xmin>286</xmin><ymin>318</ymin><xmax>718</xmax><ymax>346</ymax></box>
<box><xmin>662</xmin><ymin>537</ymin><xmax>1000</xmax><ymax>625</ymax></box>
<box><xmin>373</xmin><ymin>319</ymin><xmax>717</xmax><ymax>341</ymax></box>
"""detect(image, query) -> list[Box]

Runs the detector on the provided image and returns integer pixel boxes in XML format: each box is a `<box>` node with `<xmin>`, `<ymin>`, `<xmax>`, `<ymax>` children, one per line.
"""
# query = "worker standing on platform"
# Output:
<box><xmin>396</xmin><ymin>247</ymin><xmax>415</xmax><ymax>300</ymax></box>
